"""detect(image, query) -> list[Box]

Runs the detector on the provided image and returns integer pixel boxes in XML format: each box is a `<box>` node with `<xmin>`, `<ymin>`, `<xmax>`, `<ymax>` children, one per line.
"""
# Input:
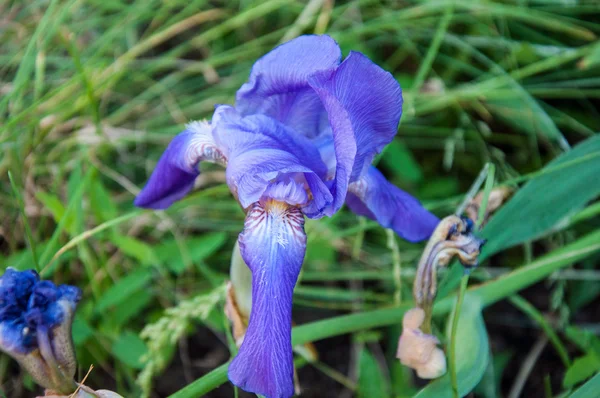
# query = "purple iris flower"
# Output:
<box><xmin>135</xmin><ymin>35</ymin><xmax>439</xmax><ymax>398</ymax></box>
<box><xmin>0</xmin><ymin>268</ymin><xmax>81</xmax><ymax>393</ymax></box>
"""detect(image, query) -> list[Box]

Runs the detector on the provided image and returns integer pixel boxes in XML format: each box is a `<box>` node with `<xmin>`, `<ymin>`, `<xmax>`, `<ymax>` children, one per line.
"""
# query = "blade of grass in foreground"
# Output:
<box><xmin>570</xmin><ymin>372</ymin><xmax>600</xmax><ymax>398</ymax></box>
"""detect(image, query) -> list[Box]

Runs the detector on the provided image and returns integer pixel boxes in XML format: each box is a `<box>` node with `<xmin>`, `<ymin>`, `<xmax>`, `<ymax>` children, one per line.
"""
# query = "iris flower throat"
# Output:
<box><xmin>135</xmin><ymin>35</ymin><xmax>439</xmax><ymax>398</ymax></box>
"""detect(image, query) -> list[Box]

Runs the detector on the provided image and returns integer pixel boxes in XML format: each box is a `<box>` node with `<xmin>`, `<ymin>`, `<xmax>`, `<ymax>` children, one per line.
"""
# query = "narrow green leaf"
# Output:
<box><xmin>484</xmin><ymin>83</ymin><xmax>564</xmax><ymax>146</ymax></box>
<box><xmin>579</xmin><ymin>42</ymin><xmax>600</xmax><ymax>69</ymax></box>
<box><xmin>108</xmin><ymin>290</ymin><xmax>154</xmax><ymax>329</ymax></box>
<box><xmin>72</xmin><ymin>315</ymin><xmax>95</xmax><ymax>346</ymax></box>
<box><xmin>155</xmin><ymin>233</ymin><xmax>227</xmax><ymax>274</ymax></box>
<box><xmin>112</xmin><ymin>331</ymin><xmax>149</xmax><ymax>369</ymax></box>
<box><xmin>565</xmin><ymin>326</ymin><xmax>600</xmax><ymax>357</ymax></box>
<box><xmin>380</xmin><ymin>139</ymin><xmax>424</xmax><ymax>183</ymax></box>
<box><xmin>95</xmin><ymin>268</ymin><xmax>154</xmax><ymax>313</ymax></box>
<box><xmin>570</xmin><ymin>372</ymin><xmax>600</xmax><ymax>398</ymax></box>
<box><xmin>35</xmin><ymin>192</ymin><xmax>73</xmax><ymax>232</ymax></box>
<box><xmin>482</xmin><ymin>135</ymin><xmax>600</xmax><ymax>256</ymax></box>
<box><xmin>8</xmin><ymin>171</ymin><xmax>40</xmax><ymax>271</ymax></box>
<box><xmin>563</xmin><ymin>354</ymin><xmax>600</xmax><ymax>388</ymax></box>
<box><xmin>358</xmin><ymin>347</ymin><xmax>390</xmax><ymax>398</ymax></box>
<box><xmin>89</xmin><ymin>177</ymin><xmax>118</xmax><ymax>222</ymax></box>
<box><xmin>111</xmin><ymin>234</ymin><xmax>160</xmax><ymax>266</ymax></box>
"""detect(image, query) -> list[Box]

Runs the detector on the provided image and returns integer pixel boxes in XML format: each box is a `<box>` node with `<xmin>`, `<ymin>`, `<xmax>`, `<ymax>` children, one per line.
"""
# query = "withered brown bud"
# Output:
<box><xmin>397</xmin><ymin>308</ymin><xmax>447</xmax><ymax>379</ymax></box>
<box><xmin>413</xmin><ymin>215</ymin><xmax>486</xmax><ymax>325</ymax></box>
<box><xmin>464</xmin><ymin>186</ymin><xmax>512</xmax><ymax>227</ymax></box>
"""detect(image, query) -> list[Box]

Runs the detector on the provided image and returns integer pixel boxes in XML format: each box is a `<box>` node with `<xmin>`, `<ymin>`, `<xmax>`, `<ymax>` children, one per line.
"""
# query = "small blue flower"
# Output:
<box><xmin>0</xmin><ymin>268</ymin><xmax>81</xmax><ymax>393</ymax></box>
<box><xmin>135</xmin><ymin>35</ymin><xmax>439</xmax><ymax>398</ymax></box>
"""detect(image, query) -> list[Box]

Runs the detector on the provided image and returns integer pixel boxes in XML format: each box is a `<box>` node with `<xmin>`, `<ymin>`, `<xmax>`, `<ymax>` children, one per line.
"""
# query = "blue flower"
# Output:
<box><xmin>135</xmin><ymin>35</ymin><xmax>439</xmax><ymax>398</ymax></box>
<box><xmin>0</xmin><ymin>268</ymin><xmax>81</xmax><ymax>393</ymax></box>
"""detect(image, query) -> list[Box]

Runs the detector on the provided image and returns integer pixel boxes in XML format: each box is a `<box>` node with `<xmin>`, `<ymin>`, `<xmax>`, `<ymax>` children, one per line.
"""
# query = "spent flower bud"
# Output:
<box><xmin>0</xmin><ymin>268</ymin><xmax>81</xmax><ymax>394</ymax></box>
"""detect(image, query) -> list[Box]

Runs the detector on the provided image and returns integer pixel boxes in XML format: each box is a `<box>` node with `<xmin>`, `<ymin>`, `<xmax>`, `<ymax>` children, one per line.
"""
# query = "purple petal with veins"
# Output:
<box><xmin>228</xmin><ymin>201</ymin><xmax>306</xmax><ymax>398</ymax></box>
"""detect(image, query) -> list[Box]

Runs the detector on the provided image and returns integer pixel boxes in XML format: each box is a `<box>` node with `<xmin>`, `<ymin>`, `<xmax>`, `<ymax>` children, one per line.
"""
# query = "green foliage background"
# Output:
<box><xmin>1</xmin><ymin>0</ymin><xmax>600</xmax><ymax>397</ymax></box>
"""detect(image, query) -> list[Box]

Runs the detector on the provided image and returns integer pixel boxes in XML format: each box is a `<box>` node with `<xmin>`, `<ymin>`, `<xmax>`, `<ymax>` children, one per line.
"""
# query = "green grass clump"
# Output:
<box><xmin>1</xmin><ymin>1</ymin><xmax>600</xmax><ymax>397</ymax></box>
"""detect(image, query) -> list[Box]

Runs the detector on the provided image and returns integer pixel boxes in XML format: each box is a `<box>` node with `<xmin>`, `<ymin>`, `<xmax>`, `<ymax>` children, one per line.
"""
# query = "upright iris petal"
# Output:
<box><xmin>236</xmin><ymin>35</ymin><xmax>341</xmax><ymax>138</ymax></box>
<box><xmin>134</xmin><ymin>34</ymin><xmax>440</xmax><ymax>398</ymax></box>
<box><xmin>228</xmin><ymin>200</ymin><xmax>306</xmax><ymax>398</ymax></box>
<box><xmin>308</xmin><ymin>52</ymin><xmax>403</xmax><ymax>181</ymax></box>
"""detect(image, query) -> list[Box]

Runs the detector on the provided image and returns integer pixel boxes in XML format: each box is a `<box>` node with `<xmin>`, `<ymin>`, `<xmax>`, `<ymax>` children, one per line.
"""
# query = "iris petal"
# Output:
<box><xmin>347</xmin><ymin>167</ymin><xmax>439</xmax><ymax>242</ymax></box>
<box><xmin>228</xmin><ymin>201</ymin><xmax>306</xmax><ymax>398</ymax></box>
<box><xmin>134</xmin><ymin>121</ymin><xmax>226</xmax><ymax>209</ymax></box>
<box><xmin>235</xmin><ymin>35</ymin><xmax>341</xmax><ymax>138</ymax></box>
<box><xmin>309</xmin><ymin>51</ymin><xmax>403</xmax><ymax>181</ymax></box>
<box><xmin>308</xmin><ymin>80</ymin><xmax>357</xmax><ymax>214</ymax></box>
<box><xmin>214</xmin><ymin>109</ymin><xmax>330</xmax><ymax>210</ymax></box>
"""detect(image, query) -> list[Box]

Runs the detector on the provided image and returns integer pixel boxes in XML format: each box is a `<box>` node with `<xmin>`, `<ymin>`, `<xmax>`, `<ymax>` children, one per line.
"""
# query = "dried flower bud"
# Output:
<box><xmin>397</xmin><ymin>308</ymin><xmax>447</xmax><ymax>379</ymax></box>
<box><xmin>465</xmin><ymin>186</ymin><xmax>512</xmax><ymax>226</ymax></box>
<box><xmin>41</xmin><ymin>384</ymin><xmax>124</xmax><ymax>397</ymax></box>
<box><xmin>413</xmin><ymin>215</ymin><xmax>486</xmax><ymax>332</ymax></box>
<box><xmin>0</xmin><ymin>268</ymin><xmax>81</xmax><ymax>394</ymax></box>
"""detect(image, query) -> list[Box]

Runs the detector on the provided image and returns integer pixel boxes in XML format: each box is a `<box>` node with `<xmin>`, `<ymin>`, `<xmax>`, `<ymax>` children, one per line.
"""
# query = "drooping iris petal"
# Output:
<box><xmin>309</xmin><ymin>51</ymin><xmax>403</xmax><ymax>181</ymax></box>
<box><xmin>347</xmin><ymin>167</ymin><xmax>439</xmax><ymax>242</ymax></box>
<box><xmin>228</xmin><ymin>200</ymin><xmax>306</xmax><ymax>398</ymax></box>
<box><xmin>236</xmin><ymin>35</ymin><xmax>341</xmax><ymax>138</ymax></box>
<box><xmin>134</xmin><ymin>121</ymin><xmax>226</xmax><ymax>209</ymax></box>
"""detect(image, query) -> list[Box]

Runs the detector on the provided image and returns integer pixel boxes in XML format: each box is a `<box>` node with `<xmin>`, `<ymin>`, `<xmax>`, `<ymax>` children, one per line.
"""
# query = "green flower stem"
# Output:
<box><xmin>449</xmin><ymin>162</ymin><xmax>494</xmax><ymax>397</ymax></box>
<box><xmin>449</xmin><ymin>275</ymin><xmax>469</xmax><ymax>398</ymax></box>
<box><xmin>168</xmin><ymin>229</ymin><xmax>600</xmax><ymax>398</ymax></box>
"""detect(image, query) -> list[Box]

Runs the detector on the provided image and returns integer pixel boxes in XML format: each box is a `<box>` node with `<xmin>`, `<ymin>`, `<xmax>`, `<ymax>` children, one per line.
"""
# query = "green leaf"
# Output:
<box><xmin>381</xmin><ymin>139</ymin><xmax>423</xmax><ymax>183</ymax></box>
<box><xmin>358</xmin><ymin>346</ymin><xmax>390</xmax><ymax>398</ymax></box>
<box><xmin>154</xmin><ymin>233</ymin><xmax>227</xmax><ymax>274</ymax></box>
<box><xmin>563</xmin><ymin>354</ymin><xmax>600</xmax><ymax>388</ymax></box>
<box><xmin>95</xmin><ymin>268</ymin><xmax>154</xmax><ymax>313</ymax></box>
<box><xmin>35</xmin><ymin>192</ymin><xmax>75</xmax><ymax>233</ymax></box>
<box><xmin>112</xmin><ymin>331</ymin><xmax>148</xmax><ymax>369</ymax></box>
<box><xmin>415</xmin><ymin>298</ymin><xmax>489</xmax><ymax>398</ymax></box>
<box><xmin>484</xmin><ymin>83</ymin><xmax>564</xmax><ymax>146</ymax></box>
<box><xmin>565</xmin><ymin>326</ymin><xmax>600</xmax><ymax>357</ymax></box>
<box><xmin>304</xmin><ymin>237</ymin><xmax>336</xmax><ymax>270</ymax></box>
<box><xmin>482</xmin><ymin>134</ymin><xmax>600</xmax><ymax>256</ymax></box>
<box><xmin>72</xmin><ymin>315</ymin><xmax>94</xmax><ymax>346</ymax></box>
<box><xmin>111</xmin><ymin>234</ymin><xmax>159</xmax><ymax>266</ymax></box>
<box><xmin>579</xmin><ymin>41</ymin><xmax>600</xmax><ymax>69</ymax></box>
<box><xmin>107</xmin><ymin>289</ymin><xmax>154</xmax><ymax>329</ymax></box>
<box><xmin>570</xmin><ymin>372</ymin><xmax>600</xmax><ymax>398</ymax></box>
<box><xmin>89</xmin><ymin>177</ymin><xmax>118</xmax><ymax>222</ymax></box>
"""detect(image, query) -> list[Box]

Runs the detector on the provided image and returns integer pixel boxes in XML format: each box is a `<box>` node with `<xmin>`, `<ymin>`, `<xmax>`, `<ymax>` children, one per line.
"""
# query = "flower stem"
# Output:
<box><xmin>386</xmin><ymin>229</ymin><xmax>402</xmax><ymax>305</ymax></box>
<box><xmin>449</xmin><ymin>274</ymin><xmax>469</xmax><ymax>398</ymax></box>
